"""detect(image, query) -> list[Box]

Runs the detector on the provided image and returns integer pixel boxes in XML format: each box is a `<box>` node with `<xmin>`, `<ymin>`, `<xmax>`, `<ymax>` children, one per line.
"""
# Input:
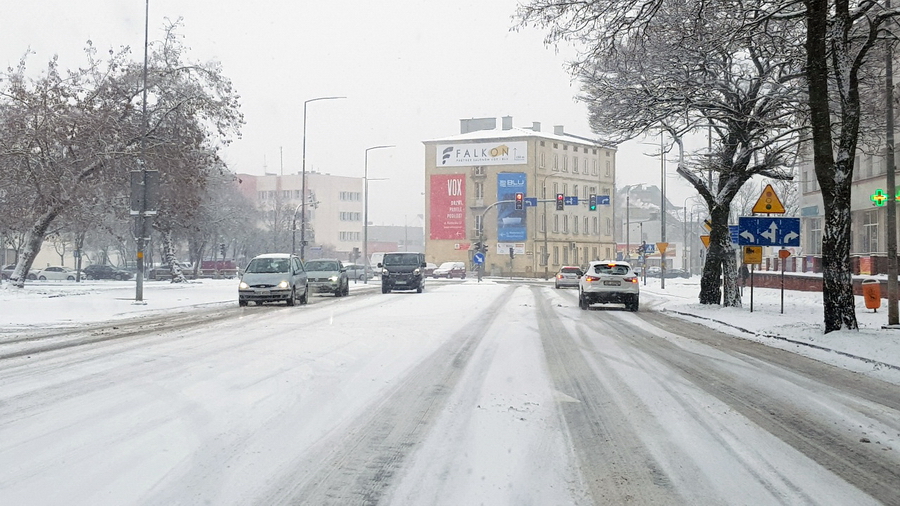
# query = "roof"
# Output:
<box><xmin>251</xmin><ymin>253</ymin><xmax>294</xmax><ymax>259</ymax></box>
<box><xmin>423</xmin><ymin>126</ymin><xmax>614</xmax><ymax>150</ymax></box>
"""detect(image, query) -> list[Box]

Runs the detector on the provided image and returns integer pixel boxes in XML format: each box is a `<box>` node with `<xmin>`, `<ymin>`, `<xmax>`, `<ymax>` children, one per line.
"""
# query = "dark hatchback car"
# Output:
<box><xmin>83</xmin><ymin>264</ymin><xmax>134</xmax><ymax>280</ymax></box>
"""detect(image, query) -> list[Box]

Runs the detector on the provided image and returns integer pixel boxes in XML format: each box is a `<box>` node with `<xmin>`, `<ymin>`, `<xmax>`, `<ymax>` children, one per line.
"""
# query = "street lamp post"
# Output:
<box><xmin>291</xmin><ymin>201</ymin><xmax>303</xmax><ymax>255</ymax></box>
<box><xmin>301</xmin><ymin>96</ymin><xmax>345</xmax><ymax>261</ymax></box>
<box><xmin>363</xmin><ymin>145</ymin><xmax>395</xmax><ymax>284</ymax></box>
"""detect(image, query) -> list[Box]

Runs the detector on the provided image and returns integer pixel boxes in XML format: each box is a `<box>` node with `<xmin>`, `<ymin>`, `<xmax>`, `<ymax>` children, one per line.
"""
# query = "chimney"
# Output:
<box><xmin>532</xmin><ymin>122</ymin><xmax>541</xmax><ymax>132</ymax></box>
<box><xmin>460</xmin><ymin>117</ymin><xmax>497</xmax><ymax>134</ymax></box>
<box><xmin>501</xmin><ymin>116</ymin><xmax>513</xmax><ymax>130</ymax></box>
<box><xmin>554</xmin><ymin>125</ymin><xmax>565</xmax><ymax>136</ymax></box>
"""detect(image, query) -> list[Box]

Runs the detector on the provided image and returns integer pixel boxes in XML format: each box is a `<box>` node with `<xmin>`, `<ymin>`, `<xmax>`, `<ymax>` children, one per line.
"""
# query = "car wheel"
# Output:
<box><xmin>67</xmin><ymin>276</ymin><xmax>75</xmax><ymax>281</ymax></box>
<box><xmin>286</xmin><ymin>287</ymin><xmax>296</xmax><ymax>306</ymax></box>
<box><xmin>555</xmin><ymin>282</ymin><xmax>560</xmax><ymax>289</ymax></box>
<box><xmin>299</xmin><ymin>284</ymin><xmax>309</xmax><ymax>305</ymax></box>
<box><xmin>39</xmin><ymin>275</ymin><xmax>47</xmax><ymax>280</ymax></box>
<box><xmin>416</xmin><ymin>283</ymin><xmax>423</xmax><ymax>293</ymax></box>
<box><xmin>382</xmin><ymin>285</ymin><xmax>390</xmax><ymax>294</ymax></box>
<box><xmin>579</xmin><ymin>291</ymin><xmax>588</xmax><ymax>310</ymax></box>
<box><xmin>628</xmin><ymin>295</ymin><xmax>640</xmax><ymax>312</ymax></box>
<box><xmin>239</xmin><ymin>299</ymin><xmax>248</xmax><ymax>307</ymax></box>
<box><xmin>343</xmin><ymin>282</ymin><xmax>350</xmax><ymax>296</ymax></box>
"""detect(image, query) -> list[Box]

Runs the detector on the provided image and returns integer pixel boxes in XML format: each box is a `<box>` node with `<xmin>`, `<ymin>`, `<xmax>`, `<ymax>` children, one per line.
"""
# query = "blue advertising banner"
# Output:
<box><xmin>497</xmin><ymin>172</ymin><xmax>527</xmax><ymax>241</ymax></box>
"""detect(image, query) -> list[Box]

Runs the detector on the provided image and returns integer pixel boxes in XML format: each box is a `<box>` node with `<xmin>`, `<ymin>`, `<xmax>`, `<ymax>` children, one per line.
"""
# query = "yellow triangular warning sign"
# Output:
<box><xmin>656</xmin><ymin>242</ymin><xmax>668</xmax><ymax>255</ymax></box>
<box><xmin>752</xmin><ymin>184</ymin><xmax>786</xmax><ymax>214</ymax></box>
<box><xmin>700</xmin><ymin>235</ymin><xmax>711</xmax><ymax>248</ymax></box>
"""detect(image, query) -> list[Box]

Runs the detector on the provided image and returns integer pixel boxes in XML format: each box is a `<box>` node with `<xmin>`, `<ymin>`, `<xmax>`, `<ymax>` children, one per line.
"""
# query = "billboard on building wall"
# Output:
<box><xmin>437</xmin><ymin>141</ymin><xmax>528</xmax><ymax>167</ymax></box>
<box><xmin>497</xmin><ymin>172</ymin><xmax>527</xmax><ymax>242</ymax></box>
<box><xmin>429</xmin><ymin>174</ymin><xmax>466</xmax><ymax>240</ymax></box>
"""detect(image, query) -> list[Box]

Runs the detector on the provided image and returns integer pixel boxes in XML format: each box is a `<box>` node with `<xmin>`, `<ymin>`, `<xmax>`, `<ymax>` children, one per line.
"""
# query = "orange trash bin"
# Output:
<box><xmin>862</xmin><ymin>278</ymin><xmax>881</xmax><ymax>311</ymax></box>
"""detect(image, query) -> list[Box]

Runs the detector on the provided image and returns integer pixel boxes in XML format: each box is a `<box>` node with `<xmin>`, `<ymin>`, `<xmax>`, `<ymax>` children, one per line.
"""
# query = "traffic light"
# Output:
<box><xmin>219</xmin><ymin>243</ymin><xmax>226</xmax><ymax>256</ymax></box>
<box><xmin>556</xmin><ymin>193</ymin><xmax>564</xmax><ymax>211</ymax></box>
<box><xmin>589</xmin><ymin>194</ymin><xmax>597</xmax><ymax>211</ymax></box>
<box><xmin>509</xmin><ymin>247</ymin><xmax>514</xmax><ymax>259</ymax></box>
<box><xmin>515</xmin><ymin>192</ymin><xmax>524</xmax><ymax>210</ymax></box>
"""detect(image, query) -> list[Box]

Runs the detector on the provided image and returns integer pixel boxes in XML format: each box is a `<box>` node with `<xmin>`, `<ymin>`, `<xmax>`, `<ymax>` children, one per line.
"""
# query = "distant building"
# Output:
<box><xmin>422</xmin><ymin>116</ymin><xmax>616</xmax><ymax>277</ymax></box>
<box><xmin>237</xmin><ymin>171</ymin><xmax>363</xmax><ymax>260</ymax></box>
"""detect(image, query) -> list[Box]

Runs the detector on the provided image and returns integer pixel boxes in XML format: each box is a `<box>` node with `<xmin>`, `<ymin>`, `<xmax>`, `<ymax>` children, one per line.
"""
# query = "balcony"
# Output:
<box><xmin>471</xmin><ymin>198</ymin><xmax>485</xmax><ymax>208</ymax></box>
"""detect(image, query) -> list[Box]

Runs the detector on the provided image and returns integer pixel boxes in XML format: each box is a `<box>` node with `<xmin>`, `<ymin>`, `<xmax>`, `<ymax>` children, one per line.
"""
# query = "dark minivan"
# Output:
<box><xmin>379</xmin><ymin>252</ymin><xmax>426</xmax><ymax>293</ymax></box>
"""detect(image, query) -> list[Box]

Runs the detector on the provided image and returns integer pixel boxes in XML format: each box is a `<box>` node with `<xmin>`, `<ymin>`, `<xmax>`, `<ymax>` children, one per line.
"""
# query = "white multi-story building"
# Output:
<box><xmin>422</xmin><ymin>116</ymin><xmax>616</xmax><ymax>277</ymax></box>
<box><xmin>237</xmin><ymin>171</ymin><xmax>364</xmax><ymax>259</ymax></box>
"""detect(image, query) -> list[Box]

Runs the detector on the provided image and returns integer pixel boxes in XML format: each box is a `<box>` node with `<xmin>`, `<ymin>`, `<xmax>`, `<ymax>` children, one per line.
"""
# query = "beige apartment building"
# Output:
<box><xmin>422</xmin><ymin>116</ymin><xmax>616</xmax><ymax>278</ymax></box>
<box><xmin>237</xmin><ymin>171</ymin><xmax>364</xmax><ymax>259</ymax></box>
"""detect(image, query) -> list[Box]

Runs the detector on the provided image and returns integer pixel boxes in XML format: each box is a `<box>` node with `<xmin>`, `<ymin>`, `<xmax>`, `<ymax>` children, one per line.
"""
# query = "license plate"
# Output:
<box><xmin>256</xmin><ymin>289</ymin><xmax>270</xmax><ymax>294</ymax></box>
<box><xmin>395</xmin><ymin>281</ymin><xmax>406</xmax><ymax>285</ymax></box>
<box><xmin>603</xmin><ymin>281</ymin><xmax>620</xmax><ymax>286</ymax></box>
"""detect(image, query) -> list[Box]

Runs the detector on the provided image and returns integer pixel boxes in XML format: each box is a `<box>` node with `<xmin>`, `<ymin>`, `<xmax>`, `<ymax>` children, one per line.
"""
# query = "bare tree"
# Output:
<box><xmin>518</xmin><ymin>0</ymin><xmax>803</xmax><ymax>306</ymax></box>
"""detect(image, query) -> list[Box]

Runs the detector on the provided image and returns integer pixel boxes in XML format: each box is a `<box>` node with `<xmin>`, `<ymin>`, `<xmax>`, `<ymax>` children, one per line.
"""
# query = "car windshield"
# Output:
<box><xmin>246</xmin><ymin>258</ymin><xmax>291</xmax><ymax>273</ymax></box>
<box><xmin>305</xmin><ymin>260</ymin><xmax>339</xmax><ymax>271</ymax></box>
<box><xmin>561</xmin><ymin>267</ymin><xmax>582</xmax><ymax>275</ymax></box>
<box><xmin>384</xmin><ymin>254</ymin><xmax>420</xmax><ymax>266</ymax></box>
<box><xmin>438</xmin><ymin>262</ymin><xmax>456</xmax><ymax>269</ymax></box>
<box><xmin>593</xmin><ymin>264</ymin><xmax>629</xmax><ymax>276</ymax></box>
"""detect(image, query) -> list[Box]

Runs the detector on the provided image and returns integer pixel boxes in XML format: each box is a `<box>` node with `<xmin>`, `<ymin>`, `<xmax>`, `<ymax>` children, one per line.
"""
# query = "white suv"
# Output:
<box><xmin>578</xmin><ymin>260</ymin><xmax>640</xmax><ymax>312</ymax></box>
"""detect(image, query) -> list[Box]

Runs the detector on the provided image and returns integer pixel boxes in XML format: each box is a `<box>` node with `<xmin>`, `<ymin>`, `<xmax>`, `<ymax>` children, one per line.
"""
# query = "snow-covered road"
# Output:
<box><xmin>1</xmin><ymin>280</ymin><xmax>897</xmax><ymax>505</ymax></box>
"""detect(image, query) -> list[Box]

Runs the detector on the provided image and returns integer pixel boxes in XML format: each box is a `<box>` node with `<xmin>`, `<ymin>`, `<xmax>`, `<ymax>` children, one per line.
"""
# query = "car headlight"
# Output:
<box><xmin>239</xmin><ymin>281</ymin><xmax>249</xmax><ymax>289</ymax></box>
<box><xmin>329</xmin><ymin>275</ymin><xmax>338</xmax><ymax>282</ymax></box>
<box><xmin>382</xmin><ymin>268</ymin><xmax>389</xmax><ymax>275</ymax></box>
<box><xmin>277</xmin><ymin>280</ymin><xmax>289</xmax><ymax>289</ymax></box>
<box><xmin>414</xmin><ymin>268</ymin><xmax>421</xmax><ymax>275</ymax></box>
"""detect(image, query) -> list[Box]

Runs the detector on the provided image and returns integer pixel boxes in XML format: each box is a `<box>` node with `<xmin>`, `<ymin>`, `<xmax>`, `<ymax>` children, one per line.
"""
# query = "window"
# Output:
<box><xmin>553</xmin><ymin>246</ymin><xmax>559</xmax><ymax>265</ymax></box>
<box><xmin>339</xmin><ymin>231</ymin><xmax>361</xmax><ymax>242</ymax></box>
<box><xmin>563</xmin><ymin>156</ymin><xmax>568</xmax><ymax>172</ymax></box>
<box><xmin>592</xmin><ymin>160</ymin><xmax>598</xmax><ymax>176</ymax></box>
<box><xmin>573</xmin><ymin>156</ymin><xmax>579</xmax><ymax>174</ymax></box>
<box><xmin>605</xmin><ymin>161</ymin><xmax>611</xmax><ymax>177</ymax></box>
<box><xmin>563</xmin><ymin>246</ymin><xmax>569</xmax><ymax>264</ymax></box>
<box><xmin>573</xmin><ymin>184</ymin><xmax>579</xmax><ymax>199</ymax></box>
<box><xmin>554</xmin><ymin>215</ymin><xmax>559</xmax><ymax>233</ymax></box>
<box><xmin>339</xmin><ymin>212</ymin><xmax>361</xmax><ymax>221</ymax></box>
<box><xmin>583</xmin><ymin>159</ymin><xmax>588</xmax><ymax>173</ymax></box>
<box><xmin>540</xmin><ymin>152</ymin><xmax>545</xmax><ymax>168</ymax></box>
<box><xmin>592</xmin><ymin>247</ymin><xmax>598</xmax><ymax>260</ymax></box>
<box><xmin>593</xmin><ymin>216</ymin><xmax>599</xmax><ymax>234</ymax></box>
<box><xmin>283</xmin><ymin>190</ymin><xmax>291</xmax><ymax>199</ymax></box>
<box><xmin>258</xmin><ymin>191</ymin><xmax>267</xmax><ymax>201</ymax></box>
<box><xmin>540</xmin><ymin>213</ymin><xmax>545</xmax><ymax>232</ymax></box>
<box><xmin>574</xmin><ymin>216</ymin><xmax>579</xmax><ymax>235</ymax></box>
<box><xmin>862</xmin><ymin>210</ymin><xmax>878</xmax><ymax>253</ymax></box>
<box><xmin>808</xmin><ymin>218</ymin><xmax>822</xmax><ymax>255</ymax></box>
<box><xmin>563</xmin><ymin>215</ymin><xmax>569</xmax><ymax>233</ymax></box>
<box><xmin>340</xmin><ymin>191</ymin><xmax>361</xmax><ymax>201</ymax></box>
<box><xmin>584</xmin><ymin>217</ymin><xmax>589</xmax><ymax>235</ymax></box>
<box><xmin>539</xmin><ymin>245</ymin><xmax>547</xmax><ymax>266</ymax></box>
<box><xmin>475</xmin><ymin>215</ymin><xmax>484</xmax><ymax>235</ymax></box>
<box><xmin>573</xmin><ymin>247</ymin><xmax>579</xmax><ymax>265</ymax></box>
<box><xmin>475</xmin><ymin>182</ymin><xmax>484</xmax><ymax>199</ymax></box>
<box><xmin>295</xmin><ymin>190</ymin><xmax>302</xmax><ymax>199</ymax></box>
<box><xmin>554</xmin><ymin>154</ymin><xmax>559</xmax><ymax>171</ymax></box>
<box><xmin>606</xmin><ymin>217</ymin><xmax>612</xmax><ymax>236</ymax></box>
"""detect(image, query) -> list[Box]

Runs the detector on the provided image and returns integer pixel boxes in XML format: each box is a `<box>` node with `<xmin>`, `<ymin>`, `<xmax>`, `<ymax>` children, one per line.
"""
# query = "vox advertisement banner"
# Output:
<box><xmin>430</xmin><ymin>174</ymin><xmax>466</xmax><ymax>240</ymax></box>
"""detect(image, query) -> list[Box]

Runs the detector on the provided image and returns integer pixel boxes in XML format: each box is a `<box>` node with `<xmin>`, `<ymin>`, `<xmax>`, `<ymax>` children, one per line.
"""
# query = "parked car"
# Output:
<box><xmin>37</xmin><ymin>266</ymin><xmax>82</xmax><ymax>281</ymax></box>
<box><xmin>1</xmin><ymin>264</ymin><xmax>39</xmax><ymax>280</ymax></box>
<box><xmin>147</xmin><ymin>262</ymin><xmax>193</xmax><ymax>281</ymax></box>
<box><xmin>238</xmin><ymin>253</ymin><xmax>308</xmax><ymax>306</ymax></box>
<box><xmin>578</xmin><ymin>260</ymin><xmax>640</xmax><ymax>312</ymax></box>
<box><xmin>554</xmin><ymin>265</ymin><xmax>583</xmax><ymax>289</ymax></box>
<box><xmin>664</xmin><ymin>268</ymin><xmax>691</xmax><ymax>279</ymax></box>
<box><xmin>343</xmin><ymin>263</ymin><xmax>374</xmax><ymax>281</ymax></box>
<box><xmin>645</xmin><ymin>266</ymin><xmax>662</xmax><ymax>277</ymax></box>
<box><xmin>304</xmin><ymin>259</ymin><xmax>350</xmax><ymax>296</ymax></box>
<box><xmin>433</xmin><ymin>261</ymin><xmax>466</xmax><ymax>279</ymax></box>
<box><xmin>380</xmin><ymin>252</ymin><xmax>426</xmax><ymax>293</ymax></box>
<box><xmin>83</xmin><ymin>264</ymin><xmax>133</xmax><ymax>280</ymax></box>
<box><xmin>424</xmin><ymin>262</ymin><xmax>438</xmax><ymax>277</ymax></box>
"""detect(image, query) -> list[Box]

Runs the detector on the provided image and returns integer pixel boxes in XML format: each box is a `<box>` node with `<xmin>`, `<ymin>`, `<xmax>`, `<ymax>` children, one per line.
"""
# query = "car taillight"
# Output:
<box><xmin>557</xmin><ymin>274</ymin><xmax>563</xmax><ymax>279</ymax></box>
<box><xmin>624</xmin><ymin>276</ymin><xmax>638</xmax><ymax>283</ymax></box>
<box><xmin>584</xmin><ymin>275</ymin><xmax>600</xmax><ymax>282</ymax></box>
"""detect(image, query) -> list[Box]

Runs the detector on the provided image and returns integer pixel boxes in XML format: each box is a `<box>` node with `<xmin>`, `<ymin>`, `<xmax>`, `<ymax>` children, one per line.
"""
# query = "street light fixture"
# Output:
<box><xmin>301</xmin><ymin>95</ymin><xmax>345</xmax><ymax>261</ymax></box>
<box><xmin>363</xmin><ymin>145</ymin><xmax>395</xmax><ymax>284</ymax></box>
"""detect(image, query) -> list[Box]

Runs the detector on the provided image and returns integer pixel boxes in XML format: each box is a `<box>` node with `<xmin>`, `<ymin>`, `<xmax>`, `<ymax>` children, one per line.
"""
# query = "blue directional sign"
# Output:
<box><xmin>524</xmin><ymin>197</ymin><xmax>538</xmax><ymax>207</ymax></box>
<box><xmin>473</xmin><ymin>252</ymin><xmax>485</xmax><ymax>264</ymax></box>
<box><xmin>738</xmin><ymin>217</ymin><xmax>801</xmax><ymax>246</ymax></box>
<box><xmin>730</xmin><ymin>225</ymin><xmax>739</xmax><ymax>244</ymax></box>
<box><xmin>597</xmin><ymin>195</ymin><xmax>611</xmax><ymax>205</ymax></box>
<box><xmin>564</xmin><ymin>196</ymin><xmax>579</xmax><ymax>206</ymax></box>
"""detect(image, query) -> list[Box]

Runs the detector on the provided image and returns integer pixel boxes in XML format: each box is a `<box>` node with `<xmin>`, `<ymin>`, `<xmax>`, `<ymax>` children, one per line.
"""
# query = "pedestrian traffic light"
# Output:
<box><xmin>556</xmin><ymin>193</ymin><xmax>564</xmax><ymax>211</ymax></box>
<box><xmin>515</xmin><ymin>192</ymin><xmax>524</xmax><ymax>210</ymax></box>
<box><xmin>219</xmin><ymin>243</ymin><xmax>226</xmax><ymax>256</ymax></box>
<box><xmin>589</xmin><ymin>194</ymin><xmax>597</xmax><ymax>211</ymax></box>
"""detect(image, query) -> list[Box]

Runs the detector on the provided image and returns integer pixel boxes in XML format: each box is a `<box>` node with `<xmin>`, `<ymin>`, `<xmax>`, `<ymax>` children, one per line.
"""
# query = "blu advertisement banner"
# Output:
<box><xmin>497</xmin><ymin>172</ymin><xmax>527</xmax><ymax>242</ymax></box>
<box><xmin>429</xmin><ymin>174</ymin><xmax>466</xmax><ymax>240</ymax></box>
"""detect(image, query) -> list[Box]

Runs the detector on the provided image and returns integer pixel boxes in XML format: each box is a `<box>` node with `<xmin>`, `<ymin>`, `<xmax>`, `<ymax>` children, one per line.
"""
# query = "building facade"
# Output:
<box><xmin>237</xmin><ymin>171</ymin><xmax>364</xmax><ymax>259</ymax></box>
<box><xmin>422</xmin><ymin>116</ymin><xmax>616</xmax><ymax>277</ymax></box>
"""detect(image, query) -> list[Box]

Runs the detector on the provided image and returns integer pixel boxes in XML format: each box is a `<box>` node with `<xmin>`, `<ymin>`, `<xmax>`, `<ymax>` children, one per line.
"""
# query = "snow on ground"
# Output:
<box><xmin>1</xmin><ymin>275</ymin><xmax>898</xmax><ymax>385</ymax></box>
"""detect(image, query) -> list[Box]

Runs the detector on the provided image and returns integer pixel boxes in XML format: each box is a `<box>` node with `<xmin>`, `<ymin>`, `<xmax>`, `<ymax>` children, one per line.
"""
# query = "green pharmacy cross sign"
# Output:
<box><xmin>869</xmin><ymin>189</ymin><xmax>900</xmax><ymax>206</ymax></box>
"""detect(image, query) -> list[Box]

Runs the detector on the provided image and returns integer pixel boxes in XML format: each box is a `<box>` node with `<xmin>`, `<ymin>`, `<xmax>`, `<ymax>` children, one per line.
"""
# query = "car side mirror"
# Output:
<box><xmin>377</xmin><ymin>263</ymin><xmax>383</xmax><ymax>268</ymax></box>
<box><xmin>421</xmin><ymin>262</ymin><xmax>427</xmax><ymax>268</ymax></box>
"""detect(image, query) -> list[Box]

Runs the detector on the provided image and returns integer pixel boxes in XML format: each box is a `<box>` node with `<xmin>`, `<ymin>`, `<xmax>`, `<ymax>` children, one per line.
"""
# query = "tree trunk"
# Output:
<box><xmin>160</xmin><ymin>228</ymin><xmax>188</xmax><ymax>283</ymax></box>
<box><xmin>9</xmin><ymin>204</ymin><xmax>64</xmax><ymax>288</ymax></box>
<box><xmin>699</xmin><ymin>204</ymin><xmax>741</xmax><ymax>305</ymax></box>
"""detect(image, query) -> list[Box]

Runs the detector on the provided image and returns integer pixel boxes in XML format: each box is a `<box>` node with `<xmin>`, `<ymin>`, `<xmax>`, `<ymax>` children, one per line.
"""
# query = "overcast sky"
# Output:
<box><xmin>2</xmin><ymin>0</ymin><xmax>697</xmax><ymax>226</ymax></box>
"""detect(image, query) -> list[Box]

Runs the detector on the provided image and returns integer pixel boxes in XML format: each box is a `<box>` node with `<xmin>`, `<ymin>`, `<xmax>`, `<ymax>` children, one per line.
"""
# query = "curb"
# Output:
<box><xmin>665</xmin><ymin>309</ymin><xmax>900</xmax><ymax>373</ymax></box>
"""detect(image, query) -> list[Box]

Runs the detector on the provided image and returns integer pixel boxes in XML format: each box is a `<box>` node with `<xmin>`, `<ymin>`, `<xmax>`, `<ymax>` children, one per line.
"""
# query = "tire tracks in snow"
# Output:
<box><xmin>258</xmin><ymin>285</ymin><xmax>515</xmax><ymax>505</ymax></box>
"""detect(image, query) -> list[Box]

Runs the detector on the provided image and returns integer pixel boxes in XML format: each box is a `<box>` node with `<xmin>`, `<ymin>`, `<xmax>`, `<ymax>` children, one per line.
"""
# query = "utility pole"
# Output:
<box><xmin>885</xmin><ymin>6</ymin><xmax>899</xmax><ymax>326</ymax></box>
